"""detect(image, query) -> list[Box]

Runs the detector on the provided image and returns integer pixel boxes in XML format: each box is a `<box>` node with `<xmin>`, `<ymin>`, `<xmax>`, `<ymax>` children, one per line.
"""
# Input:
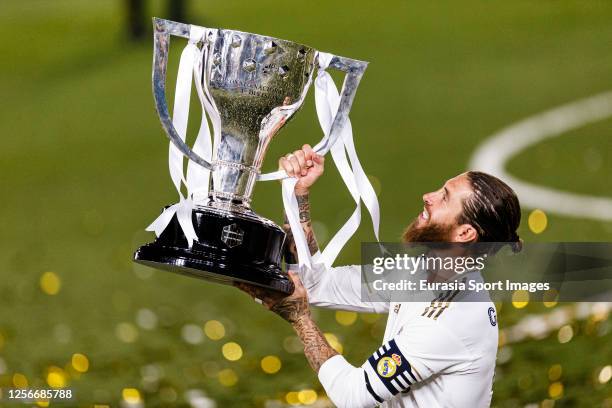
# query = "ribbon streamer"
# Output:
<box><xmin>147</xmin><ymin>26</ymin><xmax>219</xmax><ymax>247</ymax></box>
<box><xmin>276</xmin><ymin>52</ymin><xmax>381</xmax><ymax>268</ymax></box>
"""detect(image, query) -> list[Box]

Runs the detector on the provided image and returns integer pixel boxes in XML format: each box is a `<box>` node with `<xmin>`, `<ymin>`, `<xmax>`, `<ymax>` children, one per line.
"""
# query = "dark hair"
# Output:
<box><xmin>458</xmin><ymin>171</ymin><xmax>522</xmax><ymax>253</ymax></box>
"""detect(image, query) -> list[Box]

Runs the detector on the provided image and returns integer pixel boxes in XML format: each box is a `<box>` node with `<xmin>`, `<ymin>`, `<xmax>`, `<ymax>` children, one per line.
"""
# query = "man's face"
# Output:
<box><xmin>403</xmin><ymin>173</ymin><xmax>474</xmax><ymax>242</ymax></box>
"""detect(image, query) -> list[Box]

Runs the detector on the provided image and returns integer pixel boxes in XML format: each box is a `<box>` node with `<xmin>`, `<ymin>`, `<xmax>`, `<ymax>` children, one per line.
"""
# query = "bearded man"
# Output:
<box><xmin>237</xmin><ymin>144</ymin><xmax>522</xmax><ymax>408</ymax></box>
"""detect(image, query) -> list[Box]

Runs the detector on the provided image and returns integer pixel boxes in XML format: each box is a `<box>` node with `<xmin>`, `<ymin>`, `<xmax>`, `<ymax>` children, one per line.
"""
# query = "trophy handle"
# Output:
<box><xmin>313</xmin><ymin>55</ymin><xmax>368</xmax><ymax>155</ymax></box>
<box><xmin>258</xmin><ymin>54</ymin><xmax>367</xmax><ymax>181</ymax></box>
<box><xmin>152</xmin><ymin>17</ymin><xmax>213</xmax><ymax>170</ymax></box>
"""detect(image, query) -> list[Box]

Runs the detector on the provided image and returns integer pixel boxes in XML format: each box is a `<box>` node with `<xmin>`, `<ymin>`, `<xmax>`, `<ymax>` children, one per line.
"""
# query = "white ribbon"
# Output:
<box><xmin>188</xmin><ymin>32</ymin><xmax>221</xmax><ymax>202</ymax></box>
<box><xmin>281</xmin><ymin>177</ymin><xmax>314</xmax><ymax>268</ymax></box>
<box><xmin>274</xmin><ymin>52</ymin><xmax>381</xmax><ymax>268</ymax></box>
<box><xmin>146</xmin><ymin>26</ymin><xmax>219</xmax><ymax>247</ymax></box>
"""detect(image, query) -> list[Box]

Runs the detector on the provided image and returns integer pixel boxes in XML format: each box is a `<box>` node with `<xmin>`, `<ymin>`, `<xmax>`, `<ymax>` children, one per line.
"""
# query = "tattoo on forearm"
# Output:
<box><xmin>297</xmin><ymin>194</ymin><xmax>311</xmax><ymax>222</ymax></box>
<box><xmin>293</xmin><ymin>316</ymin><xmax>339</xmax><ymax>373</ymax></box>
<box><xmin>304</xmin><ymin>221</ymin><xmax>319</xmax><ymax>255</ymax></box>
<box><xmin>270</xmin><ymin>293</ymin><xmax>337</xmax><ymax>372</ymax></box>
<box><xmin>270</xmin><ymin>295</ymin><xmax>310</xmax><ymax>324</ymax></box>
<box><xmin>282</xmin><ymin>193</ymin><xmax>319</xmax><ymax>263</ymax></box>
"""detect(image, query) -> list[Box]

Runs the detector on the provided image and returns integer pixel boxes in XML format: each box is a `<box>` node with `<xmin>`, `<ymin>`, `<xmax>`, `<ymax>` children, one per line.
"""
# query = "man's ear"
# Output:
<box><xmin>453</xmin><ymin>224</ymin><xmax>478</xmax><ymax>243</ymax></box>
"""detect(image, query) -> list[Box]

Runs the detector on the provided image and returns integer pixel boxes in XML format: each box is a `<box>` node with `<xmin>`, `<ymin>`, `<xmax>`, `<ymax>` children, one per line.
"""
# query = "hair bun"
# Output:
<box><xmin>510</xmin><ymin>237</ymin><xmax>523</xmax><ymax>253</ymax></box>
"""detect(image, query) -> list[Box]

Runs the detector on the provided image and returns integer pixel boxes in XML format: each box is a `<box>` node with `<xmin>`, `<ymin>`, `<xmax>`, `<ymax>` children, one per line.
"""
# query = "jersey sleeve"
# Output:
<box><xmin>318</xmin><ymin>355</ymin><xmax>380</xmax><ymax>408</ymax></box>
<box><xmin>318</xmin><ymin>318</ymin><xmax>473</xmax><ymax>407</ymax></box>
<box><xmin>290</xmin><ymin>255</ymin><xmax>389</xmax><ymax>313</ymax></box>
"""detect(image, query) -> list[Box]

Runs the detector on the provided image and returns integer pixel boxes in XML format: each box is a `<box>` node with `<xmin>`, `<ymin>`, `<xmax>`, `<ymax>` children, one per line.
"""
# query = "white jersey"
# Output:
<box><xmin>295</xmin><ymin>260</ymin><xmax>498</xmax><ymax>408</ymax></box>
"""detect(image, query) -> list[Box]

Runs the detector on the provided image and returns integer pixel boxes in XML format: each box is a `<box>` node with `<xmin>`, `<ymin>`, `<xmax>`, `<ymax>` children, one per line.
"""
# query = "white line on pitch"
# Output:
<box><xmin>469</xmin><ymin>90</ymin><xmax>612</xmax><ymax>221</ymax></box>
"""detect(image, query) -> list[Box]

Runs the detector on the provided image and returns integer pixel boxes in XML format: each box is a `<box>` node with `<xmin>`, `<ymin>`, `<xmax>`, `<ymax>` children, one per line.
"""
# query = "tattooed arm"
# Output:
<box><xmin>236</xmin><ymin>272</ymin><xmax>338</xmax><ymax>373</ymax></box>
<box><xmin>283</xmin><ymin>192</ymin><xmax>320</xmax><ymax>263</ymax></box>
<box><xmin>278</xmin><ymin>145</ymin><xmax>324</xmax><ymax>264</ymax></box>
<box><xmin>292</xmin><ymin>312</ymin><xmax>338</xmax><ymax>372</ymax></box>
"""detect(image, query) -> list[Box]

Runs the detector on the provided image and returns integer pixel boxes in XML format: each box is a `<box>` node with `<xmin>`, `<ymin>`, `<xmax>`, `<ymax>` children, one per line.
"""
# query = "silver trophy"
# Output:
<box><xmin>134</xmin><ymin>18</ymin><xmax>367</xmax><ymax>293</ymax></box>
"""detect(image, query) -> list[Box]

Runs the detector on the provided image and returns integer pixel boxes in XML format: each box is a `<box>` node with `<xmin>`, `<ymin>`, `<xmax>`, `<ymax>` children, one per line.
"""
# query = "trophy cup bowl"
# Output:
<box><xmin>134</xmin><ymin>19</ymin><xmax>367</xmax><ymax>294</ymax></box>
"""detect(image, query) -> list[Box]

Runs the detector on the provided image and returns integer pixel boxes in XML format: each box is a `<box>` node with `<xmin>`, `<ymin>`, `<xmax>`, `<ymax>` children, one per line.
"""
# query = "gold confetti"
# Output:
<box><xmin>511</xmin><ymin>290</ymin><xmax>529</xmax><ymax>309</ymax></box>
<box><xmin>261</xmin><ymin>355</ymin><xmax>282</xmax><ymax>374</ymax></box>
<box><xmin>335</xmin><ymin>311</ymin><xmax>357</xmax><ymax>326</ymax></box>
<box><xmin>285</xmin><ymin>391</ymin><xmax>300</xmax><ymax>405</ymax></box>
<box><xmin>298</xmin><ymin>389</ymin><xmax>318</xmax><ymax>405</ymax></box>
<box><xmin>222</xmin><ymin>342</ymin><xmax>243</xmax><ymax>361</ymax></box>
<box><xmin>218</xmin><ymin>368</ymin><xmax>238</xmax><ymax>386</ymax></box>
<box><xmin>122</xmin><ymin>388</ymin><xmax>141</xmax><ymax>403</ymax></box>
<box><xmin>72</xmin><ymin>353</ymin><xmax>89</xmax><ymax>373</ymax></box>
<box><xmin>204</xmin><ymin>320</ymin><xmax>226</xmax><ymax>340</ymax></box>
<box><xmin>40</xmin><ymin>272</ymin><xmax>61</xmax><ymax>295</ymax></box>
<box><xmin>528</xmin><ymin>209</ymin><xmax>548</xmax><ymax>234</ymax></box>
<box><xmin>557</xmin><ymin>325</ymin><xmax>573</xmax><ymax>344</ymax></box>
<box><xmin>324</xmin><ymin>333</ymin><xmax>343</xmax><ymax>354</ymax></box>
<box><xmin>12</xmin><ymin>373</ymin><xmax>28</xmax><ymax>388</ymax></box>
<box><xmin>360</xmin><ymin>313</ymin><xmax>380</xmax><ymax>323</ymax></box>
<box><xmin>548</xmin><ymin>382</ymin><xmax>563</xmax><ymax>399</ymax></box>
<box><xmin>46</xmin><ymin>366</ymin><xmax>67</xmax><ymax>388</ymax></box>
<box><xmin>543</xmin><ymin>289</ymin><xmax>558</xmax><ymax>308</ymax></box>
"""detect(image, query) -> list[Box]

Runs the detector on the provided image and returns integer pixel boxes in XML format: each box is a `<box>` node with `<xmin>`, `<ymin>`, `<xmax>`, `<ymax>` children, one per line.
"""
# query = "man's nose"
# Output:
<box><xmin>423</xmin><ymin>192</ymin><xmax>434</xmax><ymax>205</ymax></box>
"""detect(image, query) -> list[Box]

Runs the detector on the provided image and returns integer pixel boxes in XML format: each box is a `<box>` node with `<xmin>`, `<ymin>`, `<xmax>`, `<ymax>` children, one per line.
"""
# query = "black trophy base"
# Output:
<box><xmin>134</xmin><ymin>205</ymin><xmax>294</xmax><ymax>294</ymax></box>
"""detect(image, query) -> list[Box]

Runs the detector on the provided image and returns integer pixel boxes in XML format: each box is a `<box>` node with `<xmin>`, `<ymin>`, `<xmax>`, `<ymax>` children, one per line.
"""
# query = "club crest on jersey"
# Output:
<box><xmin>391</xmin><ymin>353</ymin><xmax>402</xmax><ymax>366</ymax></box>
<box><xmin>488</xmin><ymin>306</ymin><xmax>497</xmax><ymax>326</ymax></box>
<box><xmin>377</xmin><ymin>357</ymin><xmax>397</xmax><ymax>378</ymax></box>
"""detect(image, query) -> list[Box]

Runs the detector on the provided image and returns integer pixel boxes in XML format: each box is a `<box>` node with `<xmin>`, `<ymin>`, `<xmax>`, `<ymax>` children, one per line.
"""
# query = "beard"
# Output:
<box><xmin>401</xmin><ymin>218</ymin><xmax>454</xmax><ymax>243</ymax></box>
